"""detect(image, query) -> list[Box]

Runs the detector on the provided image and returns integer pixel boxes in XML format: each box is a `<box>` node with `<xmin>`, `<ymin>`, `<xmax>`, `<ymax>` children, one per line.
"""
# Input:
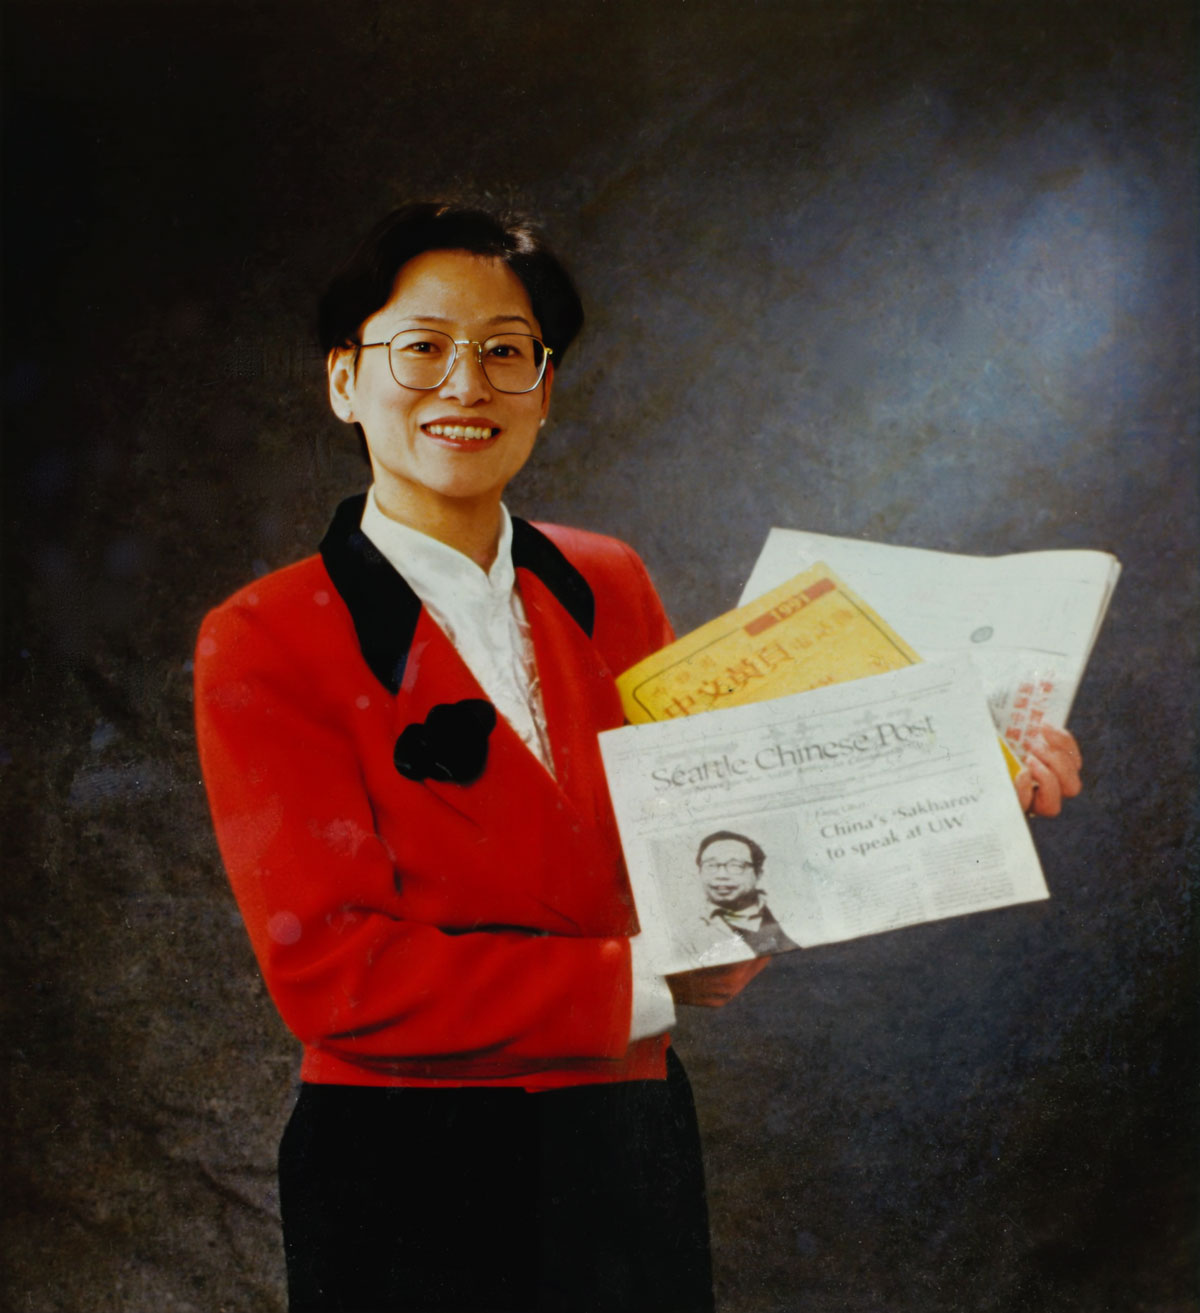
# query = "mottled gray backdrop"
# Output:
<box><xmin>3</xmin><ymin>3</ymin><xmax>1196</xmax><ymax>1311</ymax></box>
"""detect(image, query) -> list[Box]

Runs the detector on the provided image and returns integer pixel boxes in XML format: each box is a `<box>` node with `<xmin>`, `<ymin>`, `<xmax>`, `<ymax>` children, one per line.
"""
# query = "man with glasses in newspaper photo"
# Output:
<box><xmin>693</xmin><ymin>831</ymin><xmax>799</xmax><ymax>959</ymax></box>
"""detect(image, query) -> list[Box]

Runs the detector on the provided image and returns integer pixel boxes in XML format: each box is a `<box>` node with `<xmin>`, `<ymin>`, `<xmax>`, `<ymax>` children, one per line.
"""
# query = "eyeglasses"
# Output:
<box><xmin>356</xmin><ymin>328</ymin><xmax>552</xmax><ymax>394</ymax></box>
<box><xmin>699</xmin><ymin>859</ymin><xmax>755</xmax><ymax>875</ymax></box>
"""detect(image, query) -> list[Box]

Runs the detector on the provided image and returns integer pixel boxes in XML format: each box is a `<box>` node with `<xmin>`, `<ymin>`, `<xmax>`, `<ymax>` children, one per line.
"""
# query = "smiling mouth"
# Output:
<box><xmin>423</xmin><ymin>423</ymin><xmax>500</xmax><ymax>442</ymax></box>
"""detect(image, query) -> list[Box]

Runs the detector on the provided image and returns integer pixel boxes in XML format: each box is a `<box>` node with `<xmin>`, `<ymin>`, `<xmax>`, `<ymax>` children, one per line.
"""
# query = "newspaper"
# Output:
<box><xmin>739</xmin><ymin>529</ymin><xmax>1120</xmax><ymax>759</ymax></box>
<box><xmin>615</xmin><ymin>559</ymin><xmax>1022</xmax><ymax>780</ymax></box>
<box><xmin>600</xmin><ymin>655</ymin><xmax>1047</xmax><ymax>974</ymax></box>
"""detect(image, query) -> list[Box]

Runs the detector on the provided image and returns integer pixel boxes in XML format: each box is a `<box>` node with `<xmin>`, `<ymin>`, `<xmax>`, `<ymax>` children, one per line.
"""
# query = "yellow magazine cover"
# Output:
<box><xmin>617</xmin><ymin>564</ymin><xmax>921</xmax><ymax>724</ymax></box>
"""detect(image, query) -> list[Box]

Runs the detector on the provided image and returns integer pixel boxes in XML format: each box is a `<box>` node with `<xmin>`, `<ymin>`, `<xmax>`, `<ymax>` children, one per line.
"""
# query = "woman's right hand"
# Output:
<box><xmin>666</xmin><ymin>958</ymin><xmax>770</xmax><ymax>1008</ymax></box>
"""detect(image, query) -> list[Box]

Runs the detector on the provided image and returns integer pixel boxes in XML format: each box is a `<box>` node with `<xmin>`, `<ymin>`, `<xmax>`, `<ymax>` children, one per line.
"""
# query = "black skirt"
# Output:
<box><xmin>278</xmin><ymin>1048</ymin><xmax>714</xmax><ymax>1313</ymax></box>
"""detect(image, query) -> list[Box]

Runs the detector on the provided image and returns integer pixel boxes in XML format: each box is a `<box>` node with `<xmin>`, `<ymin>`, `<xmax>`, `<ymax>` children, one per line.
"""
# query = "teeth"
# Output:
<box><xmin>426</xmin><ymin>424</ymin><xmax>495</xmax><ymax>441</ymax></box>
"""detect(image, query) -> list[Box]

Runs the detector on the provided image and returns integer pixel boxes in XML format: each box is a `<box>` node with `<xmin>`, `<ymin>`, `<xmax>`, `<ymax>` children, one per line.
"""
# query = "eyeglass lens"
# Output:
<box><xmin>388</xmin><ymin>329</ymin><xmax>547</xmax><ymax>393</ymax></box>
<box><xmin>700</xmin><ymin>860</ymin><xmax>754</xmax><ymax>874</ymax></box>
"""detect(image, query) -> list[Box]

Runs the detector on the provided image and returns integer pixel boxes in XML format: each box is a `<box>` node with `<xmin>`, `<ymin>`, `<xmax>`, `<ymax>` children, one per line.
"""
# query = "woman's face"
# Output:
<box><xmin>328</xmin><ymin>249</ymin><xmax>552</xmax><ymax>523</ymax></box>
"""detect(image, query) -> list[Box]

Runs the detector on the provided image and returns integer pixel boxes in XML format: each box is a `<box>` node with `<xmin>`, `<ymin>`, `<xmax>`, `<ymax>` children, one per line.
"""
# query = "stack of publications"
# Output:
<box><xmin>598</xmin><ymin>529</ymin><xmax>1121</xmax><ymax>974</ymax></box>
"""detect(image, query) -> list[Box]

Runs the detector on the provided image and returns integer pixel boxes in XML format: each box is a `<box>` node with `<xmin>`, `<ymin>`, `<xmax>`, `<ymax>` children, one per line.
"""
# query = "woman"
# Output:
<box><xmin>195</xmin><ymin>202</ymin><xmax>765</xmax><ymax>1312</ymax></box>
<box><xmin>194</xmin><ymin>202</ymin><xmax>1083</xmax><ymax>1312</ymax></box>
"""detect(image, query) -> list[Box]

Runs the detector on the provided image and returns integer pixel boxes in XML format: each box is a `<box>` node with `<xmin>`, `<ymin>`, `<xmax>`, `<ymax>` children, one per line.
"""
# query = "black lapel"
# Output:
<box><xmin>511</xmin><ymin>517</ymin><xmax>594</xmax><ymax>638</ymax></box>
<box><xmin>319</xmin><ymin>494</ymin><xmax>421</xmax><ymax>693</ymax></box>
<box><xmin>318</xmin><ymin>498</ymin><xmax>596</xmax><ymax>694</ymax></box>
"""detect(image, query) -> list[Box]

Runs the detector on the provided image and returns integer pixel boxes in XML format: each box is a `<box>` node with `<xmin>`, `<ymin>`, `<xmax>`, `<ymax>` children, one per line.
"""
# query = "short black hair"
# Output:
<box><xmin>317</xmin><ymin>201</ymin><xmax>584</xmax><ymax>360</ymax></box>
<box><xmin>695</xmin><ymin>831</ymin><xmax>766</xmax><ymax>876</ymax></box>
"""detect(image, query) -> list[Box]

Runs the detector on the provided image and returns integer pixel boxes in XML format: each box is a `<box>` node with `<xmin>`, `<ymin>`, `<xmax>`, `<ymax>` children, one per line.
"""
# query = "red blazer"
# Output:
<box><xmin>195</xmin><ymin>495</ymin><xmax>675</xmax><ymax>1089</ymax></box>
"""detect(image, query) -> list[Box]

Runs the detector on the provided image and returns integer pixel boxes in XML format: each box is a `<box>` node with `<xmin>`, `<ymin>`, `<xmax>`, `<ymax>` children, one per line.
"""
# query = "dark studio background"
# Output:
<box><xmin>2</xmin><ymin>2</ymin><xmax>1197</xmax><ymax>1310</ymax></box>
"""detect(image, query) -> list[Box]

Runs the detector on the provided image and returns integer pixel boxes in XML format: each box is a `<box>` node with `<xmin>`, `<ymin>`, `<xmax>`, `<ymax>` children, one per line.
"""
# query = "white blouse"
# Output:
<box><xmin>361</xmin><ymin>488</ymin><xmax>554</xmax><ymax>773</ymax></box>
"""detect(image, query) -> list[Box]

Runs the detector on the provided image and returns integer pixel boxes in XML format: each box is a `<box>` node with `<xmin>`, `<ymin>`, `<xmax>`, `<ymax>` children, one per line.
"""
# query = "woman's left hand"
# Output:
<box><xmin>1015</xmin><ymin>725</ymin><xmax>1083</xmax><ymax>818</ymax></box>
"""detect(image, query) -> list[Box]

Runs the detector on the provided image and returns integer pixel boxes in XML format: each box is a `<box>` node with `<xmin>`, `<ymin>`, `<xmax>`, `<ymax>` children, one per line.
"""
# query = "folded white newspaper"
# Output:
<box><xmin>739</xmin><ymin>529</ymin><xmax>1120</xmax><ymax>759</ymax></box>
<box><xmin>600</xmin><ymin>655</ymin><xmax>1047</xmax><ymax>974</ymax></box>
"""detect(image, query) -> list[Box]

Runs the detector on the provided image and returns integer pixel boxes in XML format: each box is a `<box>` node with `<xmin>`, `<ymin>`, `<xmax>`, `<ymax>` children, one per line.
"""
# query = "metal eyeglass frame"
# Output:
<box><xmin>698</xmin><ymin>859</ymin><xmax>756</xmax><ymax>875</ymax></box>
<box><xmin>354</xmin><ymin>330</ymin><xmax>553</xmax><ymax>394</ymax></box>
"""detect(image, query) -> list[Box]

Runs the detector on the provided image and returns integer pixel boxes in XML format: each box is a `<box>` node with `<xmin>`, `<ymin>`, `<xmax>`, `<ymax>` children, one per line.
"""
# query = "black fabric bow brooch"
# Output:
<box><xmin>393</xmin><ymin>699</ymin><xmax>498</xmax><ymax>786</ymax></box>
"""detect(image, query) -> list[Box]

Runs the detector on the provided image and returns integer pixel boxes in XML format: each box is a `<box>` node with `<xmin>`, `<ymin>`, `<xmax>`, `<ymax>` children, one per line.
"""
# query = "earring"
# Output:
<box><xmin>539</xmin><ymin>419</ymin><xmax>546</xmax><ymax>429</ymax></box>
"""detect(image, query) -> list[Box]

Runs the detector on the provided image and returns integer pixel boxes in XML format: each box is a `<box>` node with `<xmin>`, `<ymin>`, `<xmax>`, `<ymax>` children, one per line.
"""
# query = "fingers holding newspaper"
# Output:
<box><xmin>666</xmin><ymin>958</ymin><xmax>771</xmax><ymax>1008</ymax></box>
<box><xmin>1016</xmin><ymin>725</ymin><xmax>1084</xmax><ymax>818</ymax></box>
